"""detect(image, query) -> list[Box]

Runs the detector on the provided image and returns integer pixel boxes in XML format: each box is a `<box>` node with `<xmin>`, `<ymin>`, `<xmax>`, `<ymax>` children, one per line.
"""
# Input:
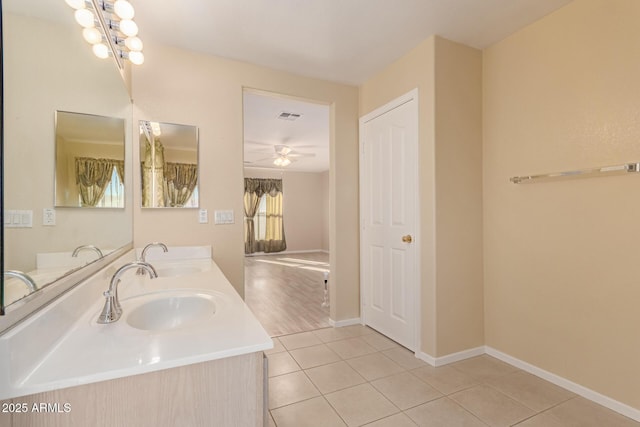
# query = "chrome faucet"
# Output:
<box><xmin>72</xmin><ymin>244</ymin><xmax>104</xmax><ymax>260</ymax></box>
<box><xmin>97</xmin><ymin>261</ymin><xmax>158</xmax><ymax>324</ymax></box>
<box><xmin>137</xmin><ymin>242</ymin><xmax>168</xmax><ymax>275</ymax></box>
<box><xmin>4</xmin><ymin>270</ymin><xmax>38</xmax><ymax>293</ymax></box>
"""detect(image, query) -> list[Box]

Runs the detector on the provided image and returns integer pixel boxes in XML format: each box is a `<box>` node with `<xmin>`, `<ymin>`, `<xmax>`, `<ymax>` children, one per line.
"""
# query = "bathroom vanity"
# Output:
<box><xmin>0</xmin><ymin>248</ymin><xmax>272</xmax><ymax>427</ymax></box>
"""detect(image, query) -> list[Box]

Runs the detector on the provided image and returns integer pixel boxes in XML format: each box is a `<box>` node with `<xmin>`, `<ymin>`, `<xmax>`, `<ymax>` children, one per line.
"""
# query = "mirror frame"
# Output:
<box><xmin>1</xmin><ymin>0</ymin><xmax>5</xmax><ymax>314</ymax></box>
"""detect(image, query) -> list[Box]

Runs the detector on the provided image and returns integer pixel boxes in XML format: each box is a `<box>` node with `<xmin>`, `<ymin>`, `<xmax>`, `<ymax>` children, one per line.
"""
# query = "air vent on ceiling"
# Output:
<box><xmin>277</xmin><ymin>111</ymin><xmax>302</xmax><ymax>121</ymax></box>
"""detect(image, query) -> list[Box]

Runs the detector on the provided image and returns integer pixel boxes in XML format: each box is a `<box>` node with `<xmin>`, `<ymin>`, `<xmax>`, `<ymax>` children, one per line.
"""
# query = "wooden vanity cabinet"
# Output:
<box><xmin>1</xmin><ymin>352</ymin><xmax>265</xmax><ymax>427</ymax></box>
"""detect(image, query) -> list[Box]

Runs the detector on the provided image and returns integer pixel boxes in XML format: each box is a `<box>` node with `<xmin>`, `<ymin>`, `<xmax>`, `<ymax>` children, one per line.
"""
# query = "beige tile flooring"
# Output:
<box><xmin>266</xmin><ymin>326</ymin><xmax>640</xmax><ymax>427</ymax></box>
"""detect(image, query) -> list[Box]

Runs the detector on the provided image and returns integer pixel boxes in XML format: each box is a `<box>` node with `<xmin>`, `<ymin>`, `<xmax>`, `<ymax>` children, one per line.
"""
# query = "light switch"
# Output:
<box><xmin>214</xmin><ymin>210</ymin><xmax>234</xmax><ymax>225</ymax></box>
<box><xmin>5</xmin><ymin>210</ymin><xmax>33</xmax><ymax>228</ymax></box>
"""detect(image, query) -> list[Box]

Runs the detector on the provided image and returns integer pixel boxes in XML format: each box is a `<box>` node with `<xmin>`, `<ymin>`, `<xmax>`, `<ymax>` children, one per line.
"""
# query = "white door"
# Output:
<box><xmin>360</xmin><ymin>90</ymin><xmax>418</xmax><ymax>351</ymax></box>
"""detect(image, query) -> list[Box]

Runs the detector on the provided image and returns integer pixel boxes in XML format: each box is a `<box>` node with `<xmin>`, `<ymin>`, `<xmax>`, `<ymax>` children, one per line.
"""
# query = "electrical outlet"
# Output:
<box><xmin>198</xmin><ymin>209</ymin><xmax>209</xmax><ymax>224</ymax></box>
<box><xmin>43</xmin><ymin>208</ymin><xmax>56</xmax><ymax>226</ymax></box>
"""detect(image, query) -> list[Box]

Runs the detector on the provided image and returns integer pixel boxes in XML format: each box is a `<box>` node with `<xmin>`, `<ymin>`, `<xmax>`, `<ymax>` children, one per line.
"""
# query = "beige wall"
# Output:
<box><xmin>434</xmin><ymin>37</ymin><xmax>484</xmax><ymax>356</ymax></box>
<box><xmin>244</xmin><ymin>169</ymin><xmax>328</xmax><ymax>252</ymax></box>
<box><xmin>484</xmin><ymin>0</ymin><xmax>640</xmax><ymax>410</ymax></box>
<box><xmin>321</xmin><ymin>170</ymin><xmax>330</xmax><ymax>251</ymax></box>
<box><xmin>132</xmin><ymin>44</ymin><xmax>360</xmax><ymax>321</ymax></box>
<box><xmin>3</xmin><ymin>13</ymin><xmax>132</xmax><ymax>274</ymax></box>
<box><xmin>360</xmin><ymin>37</ymin><xmax>483</xmax><ymax>357</ymax></box>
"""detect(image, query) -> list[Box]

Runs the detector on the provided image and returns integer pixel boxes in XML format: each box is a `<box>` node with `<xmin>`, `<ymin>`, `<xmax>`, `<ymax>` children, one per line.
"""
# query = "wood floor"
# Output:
<box><xmin>244</xmin><ymin>252</ymin><xmax>330</xmax><ymax>337</ymax></box>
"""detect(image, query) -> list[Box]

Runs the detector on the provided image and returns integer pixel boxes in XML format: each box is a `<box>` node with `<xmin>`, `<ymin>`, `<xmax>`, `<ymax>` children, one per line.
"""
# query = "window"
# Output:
<box><xmin>255</xmin><ymin>194</ymin><xmax>267</xmax><ymax>241</ymax></box>
<box><xmin>92</xmin><ymin>166</ymin><xmax>124</xmax><ymax>208</ymax></box>
<box><xmin>182</xmin><ymin>185</ymin><xmax>199</xmax><ymax>208</ymax></box>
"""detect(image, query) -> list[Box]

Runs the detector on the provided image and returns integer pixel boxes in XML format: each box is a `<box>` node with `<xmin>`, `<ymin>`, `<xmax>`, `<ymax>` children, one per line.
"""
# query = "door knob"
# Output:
<box><xmin>402</xmin><ymin>235</ymin><xmax>413</xmax><ymax>243</ymax></box>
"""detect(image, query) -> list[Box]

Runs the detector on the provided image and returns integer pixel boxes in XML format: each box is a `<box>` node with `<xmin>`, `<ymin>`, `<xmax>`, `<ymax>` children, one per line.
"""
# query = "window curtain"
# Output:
<box><xmin>75</xmin><ymin>157</ymin><xmax>117</xmax><ymax>207</ymax></box>
<box><xmin>163</xmin><ymin>162</ymin><xmax>198</xmax><ymax>207</ymax></box>
<box><xmin>113</xmin><ymin>160</ymin><xmax>125</xmax><ymax>184</ymax></box>
<box><xmin>244</xmin><ymin>178</ymin><xmax>286</xmax><ymax>254</ymax></box>
<box><xmin>141</xmin><ymin>139</ymin><xmax>165</xmax><ymax>207</ymax></box>
<box><xmin>258</xmin><ymin>192</ymin><xmax>287</xmax><ymax>253</ymax></box>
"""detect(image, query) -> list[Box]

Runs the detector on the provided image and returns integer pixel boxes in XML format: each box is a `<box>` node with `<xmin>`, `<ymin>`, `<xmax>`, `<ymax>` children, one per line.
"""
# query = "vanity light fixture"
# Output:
<box><xmin>64</xmin><ymin>0</ymin><xmax>145</xmax><ymax>68</ymax></box>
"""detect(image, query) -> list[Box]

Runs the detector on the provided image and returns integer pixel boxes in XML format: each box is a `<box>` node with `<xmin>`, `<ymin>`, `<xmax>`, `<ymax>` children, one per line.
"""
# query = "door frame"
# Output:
<box><xmin>359</xmin><ymin>88</ymin><xmax>421</xmax><ymax>352</ymax></box>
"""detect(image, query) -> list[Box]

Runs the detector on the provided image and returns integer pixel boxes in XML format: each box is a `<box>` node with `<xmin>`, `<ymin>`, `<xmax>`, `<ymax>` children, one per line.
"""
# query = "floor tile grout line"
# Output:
<box><xmin>322</xmin><ymin>382</ymin><xmax>402</xmax><ymax>427</ymax></box>
<box><xmin>443</xmin><ymin>395</ymin><xmax>493</xmax><ymax>427</ymax></box>
<box><xmin>510</xmin><ymin>395</ymin><xmax>580</xmax><ymax>426</ymax></box>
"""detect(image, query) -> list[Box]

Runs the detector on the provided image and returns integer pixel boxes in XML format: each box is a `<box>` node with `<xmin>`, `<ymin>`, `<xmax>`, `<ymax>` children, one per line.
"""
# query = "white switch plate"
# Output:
<box><xmin>214</xmin><ymin>210</ymin><xmax>234</xmax><ymax>225</ymax></box>
<box><xmin>5</xmin><ymin>210</ymin><xmax>33</xmax><ymax>228</ymax></box>
<box><xmin>43</xmin><ymin>208</ymin><xmax>56</xmax><ymax>226</ymax></box>
<box><xmin>198</xmin><ymin>209</ymin><xmax>209</xmax><ymax>224</ymax></box>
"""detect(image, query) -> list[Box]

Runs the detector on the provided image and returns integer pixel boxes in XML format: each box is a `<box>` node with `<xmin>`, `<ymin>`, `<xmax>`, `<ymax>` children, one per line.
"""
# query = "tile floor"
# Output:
<box><xmin>265</xmin><ymin>325</ymin><xmax>640</xmax><ymax>427</ymax></box>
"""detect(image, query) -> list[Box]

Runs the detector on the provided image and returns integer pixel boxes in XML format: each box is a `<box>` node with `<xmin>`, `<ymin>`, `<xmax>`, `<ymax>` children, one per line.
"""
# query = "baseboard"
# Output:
<box><xmin>329</xmin><ymin>317</ymin><xmax>362</xmax><ymax>327</ymax></box>
<box><xmin>416</xmin><ymin>351</ymin><xmax>437</xmax><ymax>366</ymax></box>
<box><xmin>416</xmin><ymin>346</ymin><xmax>485</xmax><ymax>367</ymax></box>
<box><xmin>435</xmin><ymin>346</ymin><xmax>485</xmax><ymax>367</ymax></box>
<box><xmin>485</xmin><ymin>347</ymin><xmax>640</xmax><ymax>423</ymax></box>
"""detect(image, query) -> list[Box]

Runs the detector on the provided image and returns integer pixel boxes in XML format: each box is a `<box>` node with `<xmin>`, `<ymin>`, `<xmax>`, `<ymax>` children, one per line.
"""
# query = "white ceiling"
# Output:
<box><xmin>134</xmin><ymin>0</ymin><xmax>573</xmax><ymax>85</ymax></box>
<box><xmin>10</xmin><ymin>0</ymin><xmax>574</xmax><ymax>173</ymax></box>
<box><xmin>243</xmin><ymin>92</ymin><xmax>330</xmax><ymax>173</ymax></box>
<box><xmin>227</xmin><ymin>1</ymin><xmax>572</xmax><ymax>173</ymax></box>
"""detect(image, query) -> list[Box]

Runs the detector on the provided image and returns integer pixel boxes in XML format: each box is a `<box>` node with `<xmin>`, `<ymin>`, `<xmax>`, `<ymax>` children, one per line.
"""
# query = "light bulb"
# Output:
<box><xmin>118</xmin><ymin>19</ymin><xmax>138</xmax><ymax>37</ymax></box>
<box><xmin>74</xmin><ymin>8</ymin><xmax>95</xmax><ymax>28</ymax></box>
<box><xmin>92</xmin><ymin>43</ymin><xmax>110</xmax><ymax>59</ymax></box>
<box><xmin>113</xmin><ymin>0</ymin><xmax>135</xmax><ymax>20</ymax></box>
<box><xmin>124</xmin><ymin>36</ymin><xmax>143</xmax><ymax>51</ymax></box>
<box><xmin>65</xmin><ymin>0</ymin><xmax>86</xmax><ymax>9</ymax></box>
<box><xmin>274</xmin><ymin>157</ymin><xmax>291</xmax><ymax>167</ymax></box>
<box><xmin>82</xmin><ymin>27</ymin><xmax>103</xmax><ymax>44</ymax></box>
<box><xmin>128</xmin><ymin>51</ymin><xmax>144</xmax><ymax>65</ymax></box>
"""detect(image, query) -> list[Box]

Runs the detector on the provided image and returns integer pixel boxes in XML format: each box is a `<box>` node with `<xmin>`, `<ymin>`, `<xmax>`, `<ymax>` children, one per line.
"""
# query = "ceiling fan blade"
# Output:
<box><xmin>289</xmin><ymin>144</ymin><xmax>319</xmax><ymax>149</ymax></box>
<box><xmin>244</xmin><ymin>140</ymin><xmax>274</xmax><ymax>147</ymax></box>
<box><xmin>250</xmin><ymin>157</ymin><xmax>277</xmax><ymax>163</ymax></box>
<box><xmin>287</xmin><ymin>152</ymin><xmax>316</xmax><ymax>158</ymax></box>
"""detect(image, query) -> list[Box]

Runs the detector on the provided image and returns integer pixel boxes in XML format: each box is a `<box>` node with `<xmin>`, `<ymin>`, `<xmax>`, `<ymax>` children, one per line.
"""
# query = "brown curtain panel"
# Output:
<box><xmin>243</xmin><ymin>190</ymin><xmax>261</xmax><ymax>254</ymax></box>
<box><xmin>164</xmin><ymin>162</ymin><xmax>198</xmax><ymax>207</ymax></box>
<box><xmin>75</xmin><ymin>157</ymin><xmax>117</xmax><ymax>207</ymax></box>
<box><xmin>244</xmin><ymin>178</ymin><xmax>286</xmax><ymax>254</ymax></box>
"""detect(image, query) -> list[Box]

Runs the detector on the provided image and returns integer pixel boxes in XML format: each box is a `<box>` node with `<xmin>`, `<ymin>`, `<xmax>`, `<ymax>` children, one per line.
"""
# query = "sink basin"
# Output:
<box><xmin>125</xmin><ymin>293</ymin><xmax>216</xmax><ymax>331</ymax></box>
<box><xmin>155</xmin><ymin>266</ymin><xmax>203</xmax><ymax>278</ymax></box>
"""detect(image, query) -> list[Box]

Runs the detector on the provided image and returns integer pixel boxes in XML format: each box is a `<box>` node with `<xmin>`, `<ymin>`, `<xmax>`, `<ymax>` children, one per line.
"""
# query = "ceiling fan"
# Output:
<box><xmin>246</xmin><ymin>144</ymin><xmax>315</xmax><ymax>167</ymax></box>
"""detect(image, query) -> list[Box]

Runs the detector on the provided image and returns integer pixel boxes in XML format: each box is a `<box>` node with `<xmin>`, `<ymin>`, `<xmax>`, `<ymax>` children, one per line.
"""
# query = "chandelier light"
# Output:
<box><xmin>65</xmin><ymin>0</ymin><xmax>145</xmax><ymax>67</ymax></box>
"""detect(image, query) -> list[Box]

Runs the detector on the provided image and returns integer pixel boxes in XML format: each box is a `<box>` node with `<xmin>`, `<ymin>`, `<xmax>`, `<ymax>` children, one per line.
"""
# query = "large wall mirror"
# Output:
<box><xmin>1</xmin><ymin>0</ymin><xmax>133</xmax><ymax>314</ymax></box>
<box><xmin>139</xmin><ymin>121</ymin><xmax>199</xmax><ymax>208</ymax></box>
<box><xmin>55</xmin><ymin>111</ymin><xmax>125</xmax><ymax>208</ymax></box>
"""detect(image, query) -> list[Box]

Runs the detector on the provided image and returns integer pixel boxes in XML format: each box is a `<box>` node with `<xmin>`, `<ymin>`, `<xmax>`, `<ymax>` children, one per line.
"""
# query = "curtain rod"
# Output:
<box><xmin>510</xmin><ymin>162</ymin><xmax>640</xmax><ymax>184</ymax></box>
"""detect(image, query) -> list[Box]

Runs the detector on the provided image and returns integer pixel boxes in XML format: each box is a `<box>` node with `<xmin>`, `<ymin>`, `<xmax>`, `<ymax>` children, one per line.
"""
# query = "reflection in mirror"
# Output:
<box><xmin>55</xmin><ymin>111</ymin><xmax>125</xmax><ymax>208</ymax></box>
<box><xmin>139</xmin><ymin>121</ymin><xmax>199</xmax><ymax>208</ymax></box>
<box><xmin>2</xmin><ymin>0</ymin><xmax>132</xmax><ymax>317</ymax></box>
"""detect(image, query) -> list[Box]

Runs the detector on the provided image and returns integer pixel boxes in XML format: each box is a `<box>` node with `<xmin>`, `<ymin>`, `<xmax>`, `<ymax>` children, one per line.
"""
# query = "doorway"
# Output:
<box><xmin>359</xmin><ymin>89</ymin><xmax>420</xmax><ymax>351</ymax></box>
<box><xmin>242</xmin><ymin>89</ymin><xmax>331</xmax><ymax>337</ymax></box>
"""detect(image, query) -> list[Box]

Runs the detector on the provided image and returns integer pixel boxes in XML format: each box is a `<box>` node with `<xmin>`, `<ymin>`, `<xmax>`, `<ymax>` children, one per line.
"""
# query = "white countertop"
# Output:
<box><xmin>0</xmin><ymin>249</ymin><xmax>272</xmax><ymax>400</ymax></box>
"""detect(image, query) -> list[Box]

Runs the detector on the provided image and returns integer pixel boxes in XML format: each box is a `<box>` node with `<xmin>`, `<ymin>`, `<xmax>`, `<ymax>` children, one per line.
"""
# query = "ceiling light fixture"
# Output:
<box><xmin>273</xmin><ymin>157</ymin><xmax>291</xmax><ymax>167</ymax></box>
<box><xmin>64</xmin><ymin>0</ymin><xmax>145</xmax><ymax>67</ymax></box>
